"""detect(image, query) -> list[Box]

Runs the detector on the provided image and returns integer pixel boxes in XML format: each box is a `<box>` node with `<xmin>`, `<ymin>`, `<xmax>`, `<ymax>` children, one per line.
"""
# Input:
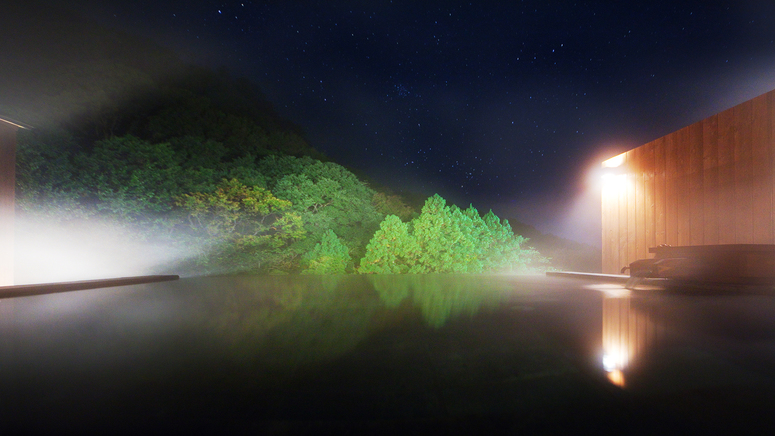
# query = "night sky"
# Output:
<box><xmin>61</xmin><ymin>2</ymin><xmax>775</xmax><ymax>244</ymax></box>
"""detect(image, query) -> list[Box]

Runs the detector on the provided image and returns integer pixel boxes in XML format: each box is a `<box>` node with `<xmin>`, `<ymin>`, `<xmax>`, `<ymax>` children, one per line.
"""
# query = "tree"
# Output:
<box><xmin>301</xmin><ymin>230</ymin><xmax>351</xmax><ymax>275</ymax></box>
<box><xmin>256</xmin><ymin>155</ymin><xmax>317</xmax><ymax>191</ymax></box>
<box><xmin>358</xmin><ymin>215</ymin><xmax>420</xmax><ymax>274</ymax></box>
<box><xmin>371</xmin><ymin>192</ymin><xmax>415</xmax><ymax>222</ymax></box>
<box><xmin>479</xmin><ymin>210</ymin><xmax>526</xmax><ymax>272</ymax></box>
<box><xmin>15</xmin><ymin>128</ymin><xmax>83</xmax><ymax>218</ymax></box>
<box><xmin>411</xmin><ymin>195</ymin><xmax>481</xmax><ymax>273</ymax></box>
<box><xmin>176</xmin><ymin>178</ymin><xmax>305</xmax><ymax>273</ymax></box>
<box><xmin>360</xmin><ymin>194</ymin><xmax>540</xmax><ymax>274</ymax></box>
<box><xmin>73</xmin><ymin>135</ymin><xmax>184</xmax><ymax>220</ymax></box>
<box><xmin>272</xmin><ymin>160</ymin><xmax>383</xmax><ymax>263</ymax></box>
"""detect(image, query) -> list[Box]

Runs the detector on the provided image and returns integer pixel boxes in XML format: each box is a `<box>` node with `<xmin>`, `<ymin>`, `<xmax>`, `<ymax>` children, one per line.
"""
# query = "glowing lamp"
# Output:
<box><xmin>602</xmin><ymin>153</ymin><xmax>625</xmax><ymax>168</ymax></box>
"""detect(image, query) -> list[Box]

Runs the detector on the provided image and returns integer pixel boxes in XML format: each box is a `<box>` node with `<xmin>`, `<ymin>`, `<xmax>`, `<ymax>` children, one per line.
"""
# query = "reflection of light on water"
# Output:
<box><xmin>600</xmin><ymin>292</ymin><xmax>655</xmax><ymax>387</ymax></box>
<box><xmin>603</xmin><ymin>349</ymin><xmax>628</xmax><ymax>372</ymax></box>
<box><xmin>607</xmin><ymin>369</ymin><xmax>626</xmax><ymax>387</ymax></box>
<box><xmin>583</xmin><ymin>283</ymin><xmax>629</xmax><ymax>297</ymax></box>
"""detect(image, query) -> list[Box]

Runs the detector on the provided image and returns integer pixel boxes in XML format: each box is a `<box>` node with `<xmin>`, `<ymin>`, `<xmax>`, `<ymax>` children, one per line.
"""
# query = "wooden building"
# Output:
<box><xmin>601</xmin><ymin>89</ymin><xmax>775</xmax><ymax>274</ymax></box>
<box><xmin>0</xmin><ymin>116</ymin><xmax>29</xmax><ymax>286</ymax></box>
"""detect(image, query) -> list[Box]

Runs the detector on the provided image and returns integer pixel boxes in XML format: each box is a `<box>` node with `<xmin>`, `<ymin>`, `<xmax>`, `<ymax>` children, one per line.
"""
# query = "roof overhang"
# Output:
<box><xmin>0</xmin><ymin>116</ymin><xmax>32</xmax><ymax>129</ymax></box>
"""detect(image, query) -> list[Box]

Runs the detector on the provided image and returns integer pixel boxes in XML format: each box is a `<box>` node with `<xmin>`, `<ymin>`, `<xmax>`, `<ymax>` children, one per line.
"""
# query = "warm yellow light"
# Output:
<box><xmin>607</xmin><ymin>370</ymin><xmax>625</xmax><ymax>387</ymax></box>
<box><xmin>601</xmin><ymin>173</ymin><xmax>617</xmax><ymax>182</ymax></box>
<box><xmin>601</xmin><ymin>173</ymin><xmax>626</xmax><ymax>189</ymax></box>
<box><xmin>602</xmin><ymin>349</ymin><xmax>628</xmax><ymax>372</ymax></box>
<box><xmin>602</xmin><ymin>153</ymin><xmax>625</xmax><ymax>168</ymax></box>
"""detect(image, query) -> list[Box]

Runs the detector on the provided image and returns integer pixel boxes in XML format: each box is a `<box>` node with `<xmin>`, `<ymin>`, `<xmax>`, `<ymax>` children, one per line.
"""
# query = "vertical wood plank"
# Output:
<box><xmin>734</xmin><ymin>100</ymin><xmax>754</xmax><ymax>243</ymax></box>
<box><xmin>703</xmin><ymin>114</ymin><xmax>720</xmax><ymax>245</ymax></box>
<box><xmin>665</xmin><ymin>133</ymin><xmax>679</xmax><ymax>245</ymax></box>
<box><xmin>601</xmin><ymin>185</ymin><xmax>609</xmax><ymax>273</ymax></box>
<box><xmin>602</xmin><ymin>169</ymin><xmax>615</xmax><ymax>273</ymax></box>
<box><xmin>654</xmin><ymin>136</ymin><xmax>667</xmax><ymax>246</ymax></box>
<box><xmin>602</xmin><ymin>88</ymin><xmax>775</xmax><ymax>269</ymax></box>
<box><xmin>618</xmin><ymin>163</ymin><xmax>628</xmax><ymax>272</ymax></box>
<box><xmin>626</xmin><ymin>150</ymin><xmax>637</xmax><ymax>265</ymax></box>
<box><xmin>635</xmin><ymin>146</ymin><xmax>647</xmax><ymax>259</ymax></box>
<box><xmin>718</xmin><ymin>106</ymin><xmax>736</xmax><ymax>244</ymax></box>
<box><xmin>765</xmin><ymin>91</ymin><xmax>775</xmax><ymax>243</ymax></box>
<box><xmin>771</xmin><ymin>90</ymin><xmax>775</xmax><ymax>245</ymax></box>
<box><xmin>688</xmin><ymin>122</ymin><xmax>704</xmax><ymax>246</ymax></box>
<box><xmin>643</xmin><ymin>141</ymin><xmax>656</xmax><ymax>253</ymax></box>
<box><xmin>752</xmin><ymin>93</ymin><xmax>772</xmax><ymax>244</ymax></box>
<box><xmin>676</xmin><ymin>127</ymin><xmax>692</xmax><ymax>246</ymax></box>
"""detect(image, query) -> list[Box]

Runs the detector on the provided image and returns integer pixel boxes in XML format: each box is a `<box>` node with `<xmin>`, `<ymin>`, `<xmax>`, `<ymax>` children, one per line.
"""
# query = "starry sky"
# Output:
<box><xmin>68</xmin><ymin>1</ymin><xmax>775</xmax><ymax>245</ymax></box>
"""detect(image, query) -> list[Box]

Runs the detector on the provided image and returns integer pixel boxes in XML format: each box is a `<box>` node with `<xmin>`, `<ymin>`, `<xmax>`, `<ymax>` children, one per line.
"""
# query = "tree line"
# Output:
<box><xmin>17</xmin><ymin>129</ymin><xmax>548</xmax><ymax>275</ymax></box>
<box><xmin>10</xmin><ymin>58</ymin><xmax>547</xmax><ymax>275</ymax></box>
<box><xmin>4</xmin><ymin>3</ymin><xmax>552</xmax><ymax>275</ymax></box>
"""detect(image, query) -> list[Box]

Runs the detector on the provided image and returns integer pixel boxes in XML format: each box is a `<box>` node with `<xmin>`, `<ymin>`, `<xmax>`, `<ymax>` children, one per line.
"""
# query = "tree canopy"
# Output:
<box><xmin>359</xmin><ymin>194</ymin><xmax>547</xmax><ymax>274</ymax></box>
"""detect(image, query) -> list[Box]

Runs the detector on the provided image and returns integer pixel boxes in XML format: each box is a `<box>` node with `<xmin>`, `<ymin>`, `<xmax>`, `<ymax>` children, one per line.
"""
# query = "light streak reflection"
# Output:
<box><xmin>587</xmin><ymin>284</ymin><xmax>656</xmax><ymax>388</ymax></box>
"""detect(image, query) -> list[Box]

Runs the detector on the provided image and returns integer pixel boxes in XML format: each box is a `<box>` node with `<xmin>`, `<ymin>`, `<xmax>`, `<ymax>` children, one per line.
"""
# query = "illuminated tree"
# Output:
<box><xmin>411</xmin><ymin>195</ymin><xmax>481</xmax><ymax>273</ymax></box>
<box><xmin>371</xmin><ymin>192</ymin><xmax>415</xmax><ymax>222</ymax></box>
<box><xmin>301</xmin><ymin>229</ymin><xmax>351</xmax><ymax>274</ymax></box>
<box><xmin>360</xmin><ymin>194</ymin><xmax>538</xmax><ymax>274</ymax></box>
<box><xmin>176</xmin><ymin>178</ymin><xmax>305</xmax><ymax>272</ymax></box>
<box><xmin>359</xmin><ymin>215</ymin><xmax>420</xmax><ymax>274</ymax></box>
<box><xmin>74</xmin><ymin>135</ymin><xmax>183</xmax><ymax>220</ymax></box>
<box><xmin>273</xmin><ymin>160</ymin><xmax>383</xmax><ymax>262</ymax></box>
<box><xmin>479</xmin><ymin>210</ymin><xmax>526</xmax><ymax>272</ymax></box>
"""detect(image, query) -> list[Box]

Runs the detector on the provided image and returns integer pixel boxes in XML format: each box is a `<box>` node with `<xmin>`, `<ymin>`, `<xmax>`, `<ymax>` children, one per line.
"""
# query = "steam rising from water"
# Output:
<box><xmin>13</xmin><ymin>216</ymin><xmax>203</xmax><ymax>285</ymax></box>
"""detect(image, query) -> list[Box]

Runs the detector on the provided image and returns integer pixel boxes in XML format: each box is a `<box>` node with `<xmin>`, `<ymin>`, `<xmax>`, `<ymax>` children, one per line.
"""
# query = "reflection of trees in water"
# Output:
<box><xmin>203</xmin><ymin>274</ymin><xmax>509</xmax><ymax>375</ymax></box>
<box><xmin>369</xmin><ymin>274</ymin><xmax>507</xmax><ymax>328</ymax></box>
<box><xmin>204</xmin><ymin>275</ymin><xmax>378</xmax><ymax>368</ymax></box>
<box><xmin>368</xmin><ymin>275</ymin><xmax>411</xmax><ymax>307</ymax></box>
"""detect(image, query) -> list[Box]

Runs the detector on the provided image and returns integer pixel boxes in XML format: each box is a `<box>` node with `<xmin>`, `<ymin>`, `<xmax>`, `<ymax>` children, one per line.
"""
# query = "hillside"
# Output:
<box><xmin>2</xmin><ymin>1</ymin><xmax>582</xmax><ymax>275</ymax></box>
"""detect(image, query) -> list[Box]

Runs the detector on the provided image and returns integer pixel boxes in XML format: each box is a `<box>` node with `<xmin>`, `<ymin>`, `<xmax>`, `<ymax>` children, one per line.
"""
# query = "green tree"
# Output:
<box><xmin>371</xmin><ymin>192</ymin><xmax>415</xmax><ymax>222</ymax></box>
<box><xmin>273</xmin><ymin>160</ymin><xmax>383</xmax><ymax>263</ymax></box>
<box><xmin>257</xmin><ymin>155</ymin><xmax>317</xmax><ymax>190</ymax></box>
<box><xmin>358</xmin><ymin>215</ymin><xmax>420</xmax><ymax>274</ymax></box>
<box><xmin>301</xmin><ymin>230</ymin><xmax>351</xmax><ymax>275</ymax></box>
<box><xmin>411</xmin><ymin>195</ymin><xmax>480</xmax><ymax>273</ymax></box>
<box><xmin>176</xmin><ymin>178</ymin><xmax>305</xmax><ymax>273</ymax></box>
<box><xmin>479</xmin><ymin>210</ymin><xmax>526</xmax><ymax>272</ymax></box>
<box><xmin>15</xmin><ymin>128</ymin><xmax>84</xmax><ymax>218</ymax></box>
<box><xmin>73</xmin><ymin>135</ymin><xmax>184</xmax><ymax>220</ymax></box>
<box><xmin>360</xmin><ymin>194</ymin><xmax>540</xmax><ymax>274</ymax></box>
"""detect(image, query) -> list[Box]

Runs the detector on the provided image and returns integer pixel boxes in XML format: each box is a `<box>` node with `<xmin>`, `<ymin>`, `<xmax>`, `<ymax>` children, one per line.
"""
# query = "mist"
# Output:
<box><xmin>13</xmin><ymin>215</ymin><xmax>204</xmax><ymax>285</ymax></box>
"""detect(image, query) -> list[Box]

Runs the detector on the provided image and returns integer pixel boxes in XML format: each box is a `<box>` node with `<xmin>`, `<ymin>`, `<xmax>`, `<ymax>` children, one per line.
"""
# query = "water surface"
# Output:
<box><xmin>2</xmin><ymin>274</ymin><xmax>775</xmax><ymax>434</ymax></box>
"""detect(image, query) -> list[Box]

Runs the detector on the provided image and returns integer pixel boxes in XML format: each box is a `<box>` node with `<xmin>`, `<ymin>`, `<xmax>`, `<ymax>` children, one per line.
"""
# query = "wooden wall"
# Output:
<box><xmin>602</xmin><ymin>90</ymin><xmax>775</xmax><ymax>274</ymax></box>
<box><xmin>0</xmin><ymin>120</ymin><xmax>18</xmax><ymax>286</ymax></box>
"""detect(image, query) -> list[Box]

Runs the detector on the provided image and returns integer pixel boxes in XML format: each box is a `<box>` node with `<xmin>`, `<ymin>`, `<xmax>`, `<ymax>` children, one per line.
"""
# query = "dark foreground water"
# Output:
<box><xmin>2</xmin><ymin>274</ymin><xmax>775</xmax><ymax>434</ymax></box>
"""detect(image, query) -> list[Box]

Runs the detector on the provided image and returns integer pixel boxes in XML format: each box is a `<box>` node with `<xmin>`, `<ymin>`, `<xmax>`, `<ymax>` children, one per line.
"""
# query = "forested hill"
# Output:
<box><xmin>2</xmin><ymin>2</ymin><xmax>583</xmax><ymax>275</ymax></box>
<box><xmin>0</xmin><ymin>0</ymin><xmax>318</xmax><ymax>159</ymax></box>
